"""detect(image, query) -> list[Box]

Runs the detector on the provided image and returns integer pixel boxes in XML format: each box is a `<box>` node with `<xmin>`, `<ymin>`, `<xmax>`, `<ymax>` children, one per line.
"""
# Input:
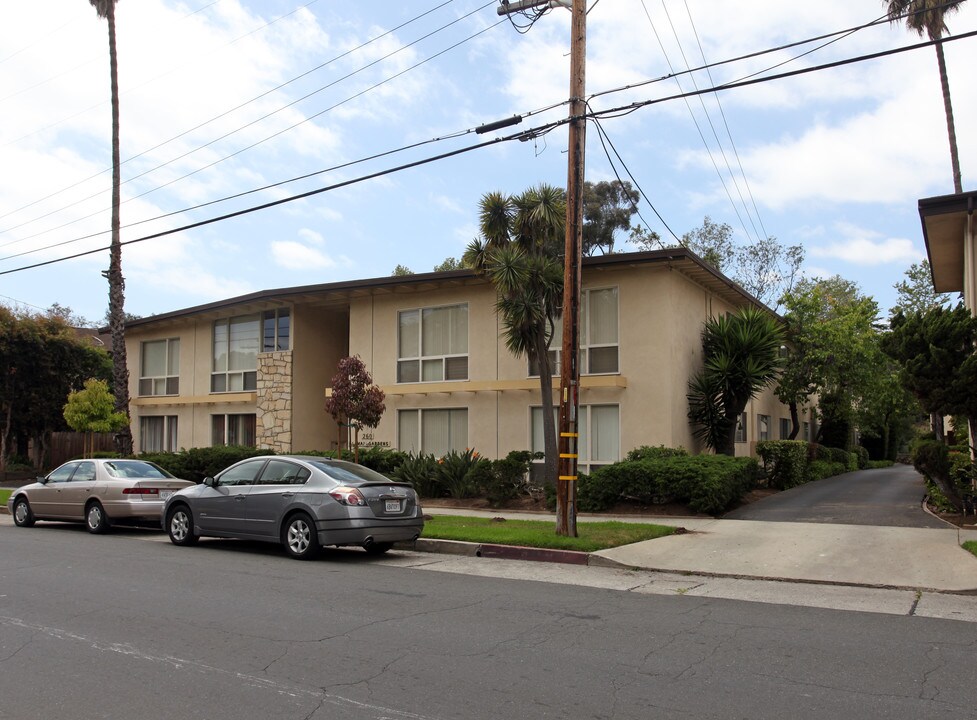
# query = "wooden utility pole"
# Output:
<box><xmin>556</xmin><ymin>0</ymin><xmax>586</xmax><ymax>537</ymax></box>
<box><xmin>497</xmin><ymin>0</ymin><xmax>586</xmax><ymax>537</ymax></box>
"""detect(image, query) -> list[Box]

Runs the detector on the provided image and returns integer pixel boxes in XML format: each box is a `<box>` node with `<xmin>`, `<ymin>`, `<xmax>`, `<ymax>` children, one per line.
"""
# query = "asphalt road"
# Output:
<box><xmin>723</xmin><ymin>463</ymin><xmax>948</xmax><ymax>527</ymax></box>
<box><xmin>2</xmin><ymin>521</ymin><xmax>977</xmax><ymax>719</ymax></box>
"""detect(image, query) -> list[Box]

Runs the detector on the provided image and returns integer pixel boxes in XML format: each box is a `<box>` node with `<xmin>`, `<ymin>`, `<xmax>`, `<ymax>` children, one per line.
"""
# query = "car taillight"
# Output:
<box><xmin>329</xmin><ymin>487</ymin><xmax>367</xmax><ymax>506</ymax></box>
<box><xmin>122</xmin><ymin>488</ymin><xmax>159</xmax><ymax>495</ymax></box>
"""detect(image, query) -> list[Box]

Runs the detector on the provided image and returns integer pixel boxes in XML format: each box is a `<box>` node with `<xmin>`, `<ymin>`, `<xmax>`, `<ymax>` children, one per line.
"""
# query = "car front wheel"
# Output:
<box><xmin>167</xmin><ymin>506</ymin><xmax>198</xmax><ymax>547</ymax></box>
<box><xmin>86</xmin><ymin>502</ymin><xmax>110</xmax><ymax>534</ymax></box>
<box><xmin>12</xmin><ymin>498</ymin><xmax>35</xmax><ymax>528</ymax></box>
<box><xmin>282</xmin><ymin>513</ymin><xmax>319</xmax><ymax>560</ymax></box>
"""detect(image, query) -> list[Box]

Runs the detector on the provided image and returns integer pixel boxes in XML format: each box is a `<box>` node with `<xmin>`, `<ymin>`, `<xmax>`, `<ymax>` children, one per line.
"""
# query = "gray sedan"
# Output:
<box><xmin>162</xmin><ymin>455</ymin><xmax>424</xmax><ymax>560</ymax></box>
<box><xmin>7</xmin><ymin>459</ymin><xmax>192</xmax><ymax>533</ymax></box>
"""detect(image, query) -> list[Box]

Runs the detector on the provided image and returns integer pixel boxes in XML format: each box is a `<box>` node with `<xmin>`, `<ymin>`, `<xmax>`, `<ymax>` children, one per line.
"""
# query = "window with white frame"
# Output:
<box><xmin>757</xmin><ymin>414</ymin><xmax>771</xmax><ymax>441</ymax></box>
<box><xmin>140</xmin><ymin>416</ymin><xmax>178</xmax><ymax>453</ymax></box>
<box><xmin>262</xmin><ymin>308</ymin><xmax>290</xmax><ymax>352</ymax></box>
<box><xmin>779</xmin><ymin>418</ymin><xmax>791</xmax><ymax>440</ymax></box>
<box><xmin>528</xmin><ymin>287</ymin><xmax>619</xmax><ymax>376</ymax></box>
<box><xmin>212</xmin><ymin>315</ymin><xmax>259</xmax><ymax>392</ymax></box>
<box><xmin>212</xmin><ymin>414</ymin><xmax>257</xmax><ymax>447</ymax></box>
<box><xmin>139</xmin><ymin>338</ymin><xmax>179</xmax><ymax>396</ymax></box>
<box><xmin>398</xmin><ymin>304</ymin><xmax>468</xmax><ymax>383</ymax></box>
<box><xmin>398</xmin><ymin>408</ymin><xmax>468</xmax><ymax>456</ymax></box>
<box><xmin>735</xmin><ymin>412</ymin><xmax>748</xmax><ymax>443</ymax></box>
<box><xmin>531</xmin><ymin>404</ymin><xmax>620</xmax><ymax>474</ymax></box>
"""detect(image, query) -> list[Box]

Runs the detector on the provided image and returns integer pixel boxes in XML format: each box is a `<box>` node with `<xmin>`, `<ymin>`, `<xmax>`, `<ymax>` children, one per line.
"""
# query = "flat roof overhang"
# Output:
<box><xmin>919</xmin><ymin>190</ymin><xmax>977</xmax><ymax>293</ymax></box>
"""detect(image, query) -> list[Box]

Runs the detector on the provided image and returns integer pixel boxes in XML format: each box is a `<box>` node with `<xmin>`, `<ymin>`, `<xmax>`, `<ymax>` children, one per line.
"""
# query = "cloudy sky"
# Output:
<box><xmin>1</xmin><ymin>0</ymin><xmax>975</xmax><ymax>323</ymax></box>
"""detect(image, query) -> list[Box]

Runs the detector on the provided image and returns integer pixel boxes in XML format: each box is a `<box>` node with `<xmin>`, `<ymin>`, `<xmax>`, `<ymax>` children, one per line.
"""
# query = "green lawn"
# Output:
<box><xmin>0</xmin><ymin>489</ymin><xmax>10</xmax><ymax>507</ymax></box>
<box><xmin>420</xmin><ymin>515</ymin><xmax>676</xmax><ymax>552</ymax></box>
<box><xmin>964</xmin><ymin>541</ymin><xmax>977</xmax><ymax>558</ymax></box>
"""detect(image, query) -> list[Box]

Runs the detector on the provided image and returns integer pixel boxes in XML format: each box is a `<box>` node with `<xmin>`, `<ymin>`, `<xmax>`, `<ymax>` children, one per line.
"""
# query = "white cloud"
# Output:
<box><xmin>271</xmin><ymin>240</ymin><xmax>336</xmax><ymax>270</ymax></box>
<box><xmin>810</xmin><ymin>225</ymin><xmax>922</xmax><ymax>265</ymax></box>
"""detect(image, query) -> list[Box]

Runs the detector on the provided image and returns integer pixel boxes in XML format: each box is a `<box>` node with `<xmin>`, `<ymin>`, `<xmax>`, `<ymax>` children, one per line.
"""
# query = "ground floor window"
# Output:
<box><xmin>140</xmin><ymin>416</ymin><xmax>178</xmax><ymax>453</ymax></box>
<box><xmin>398</xmin><ymin>408</ymin><xmax>468</xmax><ymax>457</ymax></box>
<box><xmin>779</xmin><ymin>417</ymin><xmax>791</xmax><ymax>440</ymax></box>
<box><xmin>735</xmin><ymin>412</ymin><xmax>748</xmax><ymax>443</ymax></box>
<box><xmin>212</xmin><ymin>414</ymin><xmax>257</xmax><ymax>447</ymax></box>
<box><xmin>757</xmin><ymin>414</ymin><xmax>771</xmax><ymax>441</ymax></box>
<box><xmin>531</xmin><ymin>404</ymin><xmax>620</xmax><ymax>475</ymax></box>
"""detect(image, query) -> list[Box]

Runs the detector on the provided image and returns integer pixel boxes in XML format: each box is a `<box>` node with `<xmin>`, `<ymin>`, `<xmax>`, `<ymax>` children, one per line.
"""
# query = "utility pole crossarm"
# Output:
<box><xmin>497</xmin><ymin>0</ymin><xmax>571</xmax><ymax>15</ymax></box>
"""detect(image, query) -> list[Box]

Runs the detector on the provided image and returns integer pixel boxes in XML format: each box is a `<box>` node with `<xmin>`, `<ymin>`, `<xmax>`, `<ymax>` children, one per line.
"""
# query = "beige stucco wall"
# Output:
<box><xmin>124</xmin><ymin>261</ymin><xmax>812</xmax><ymax>462</ymax></box>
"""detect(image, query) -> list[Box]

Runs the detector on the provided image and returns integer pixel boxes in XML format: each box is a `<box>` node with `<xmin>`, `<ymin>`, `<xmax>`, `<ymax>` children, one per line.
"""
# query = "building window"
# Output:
<box><xmin>779</xmin><ymin>418</ymin><xmax>791</xmax><ymax>440</ymax></box>
<box><xmin>398</xmin><ymin>408</ymin><xmax>468</xmax><ymax>456</ymax></box>
<box><xmin>139</xmin><ymin>339</ymin><xmax>179</xmax><ymax>396</ymax></box>
<box><xmin>141</xmin><ymin>416</ymin><xmax>178</xmax><ymax>453</ymax></box>
<box><xmin>262</xmin><ymin>308</ymin><xmax>290</xmax><ymax>352</ymax></box>
<box><xmin>529</xmin><ymin>287</ymin><xmax>619</xmax><ymax>376</ymax></box>
<box><xmin>531</xmin><ymin>404</ymin><xmax>620</xmax><ymax>475</ymax></box>
<box><xmin>398</xmin><ymin>304</ymin><xmax>468</xmax><ymax>383</ymax></box>
<box><xmin>803</xmin><ymin>421</ymin><xmax>810</xmax><ymax>442</ymax></box>
<box><xmin>212</xmin><ymin>414</ymin><xmax>257</xmax><ymax>447</ymax></box>
<box><xmin>735</xmin><ymin>412</ymin><xmax>748</xmax><ymax>443</ymax></box>
<box><xmin>212</xmin><ymin>315</ymin><xmax>259</xmax><ymax>392</ymax></box>
<box><xmin>757</xmin><ymin>414</ymin><xmax>771</xmax><ymax>441</ymax></box>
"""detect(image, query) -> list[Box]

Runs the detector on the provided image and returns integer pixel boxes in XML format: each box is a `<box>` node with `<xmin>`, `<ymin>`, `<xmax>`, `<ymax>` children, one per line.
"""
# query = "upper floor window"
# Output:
<box><xmin>398</xmin><ymin>303</ymin><xmax>468</xmax><ymax>383</ymax></box>
<box><xmin>263</xmin><ymin>309</ymin><xmax>290</xmax><ymax>352</ymax></box>
<box><xmin>212</xmin><ymin>315</ymin><xmax>259</xmax><ymax>392</ymax></box>
<box><xmin>529</xmin><ymin>287</ymin><xmax>619</xmax><ymax>376</ymax></box>
<box><xmin>140</xmin><ymin>338</ymin><xmax>179</xmax><ymax>396</ymax></box>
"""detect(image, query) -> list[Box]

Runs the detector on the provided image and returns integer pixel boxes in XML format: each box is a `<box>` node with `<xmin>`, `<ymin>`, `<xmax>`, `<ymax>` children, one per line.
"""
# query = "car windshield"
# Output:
<box><xmin>307</xmin><ymin>460</ymin><xmax>391</xmax><ymax>485</ymax></box>
<box><xmin>104</xmin><ymin>460</ymin><xmax>175</xmax><ymax>479</ymax></box>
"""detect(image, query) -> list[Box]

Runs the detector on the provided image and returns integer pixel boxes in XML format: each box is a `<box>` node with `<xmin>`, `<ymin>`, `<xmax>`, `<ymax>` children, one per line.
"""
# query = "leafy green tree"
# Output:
<box><xmin>0</xmin><ymin>308</ymin><xmax>112</xmax><ymax>468</ymax></box>
<box><xmin>63</xmin><ymin>378</ymin><xmax>129</xmax><ymax>458</ymax></box>
<box><xmin>325</xmin><ymin>355</ymin><xmax>385</xmax><ymax>464</ymax></box>
<box><xmin>391</xmin><ymin>264</ymin><xmax>413</xmax><ymax>276</ymax></box>
<box><xmin>433</xmin><ymin>257</ymin><xmax>463</xmax><ymax>272</ymax></box>
<box><xmin>463</xmin><ymin>185</ymin><xmax>565</xmax><ymax>491</ymax></box>
<box><xmin>687</xmin><ymin>307</ymin><xmax>784</xmax><ymax>455</ymax></box>
<box><xmin>629</xmin><ymin>224</ymin><xmax>662</xmax><ymax>250</ymax></box>
<box><xmin>679</xmin><ymin>216</ymin><xmax>735</xmax><ymax>270</ymax></box>
<box><xmin>777</xmin><ymin>276</ymin><xmax>880</xmax><ymax>444</ymax></box>
<box><xmin>581</xmin><ymin>180</ymin><xmax>639</xmax><ymax>256</ymax></box>
<box><xmin>88</xmin><ymin>0</ymin><xmax>132</xmax><ymax>456</ymax></box>
<box><xmin>882</xmin><ymin>304</ymin><xmax>977</xmax><ymax>444</ymax></box>
<box><xmin>891</xmin><ymin>259</ymin><xmax>951</xmax><ymax>315</ymax></box>
<box><xmin>854</xmin><ymin>348</ymin><xmax>920</xmax><ymax>461</ymax></box>
<box><xmin>886</xmin><ymin>0</ymin><xmax>966</xmax><ymax>193</ymax></box>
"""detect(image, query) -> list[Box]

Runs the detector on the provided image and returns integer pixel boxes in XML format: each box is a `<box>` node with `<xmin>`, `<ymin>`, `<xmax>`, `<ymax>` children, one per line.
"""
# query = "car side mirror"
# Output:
<box><xmin>203</xmin><ymin>477</ymin><xmax>217</xmax><ymax>487</ymax></box>
<box><xmin>36</xmin><ymin>476</ymin><xmax>47</xmax><ymax>484</ymax></box>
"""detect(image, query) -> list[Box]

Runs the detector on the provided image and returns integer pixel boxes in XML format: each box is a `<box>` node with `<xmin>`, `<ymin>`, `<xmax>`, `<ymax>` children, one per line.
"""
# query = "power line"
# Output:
<box><xmin>3</xmin><ymin>24</ymin><xmax>972</xmax><ymax>276</ymax></box>
<box><xmin>0</xmin><ymin>1</ymin><xmax>491</xmax><ymax>238</ymax></box>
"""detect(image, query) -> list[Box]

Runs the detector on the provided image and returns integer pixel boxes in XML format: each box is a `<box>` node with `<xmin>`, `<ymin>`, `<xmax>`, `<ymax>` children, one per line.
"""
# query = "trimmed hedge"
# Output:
<box><xmin>806</xmin><ymin>460</ymin><xmax>846</xmax><ymax>482</ymax></box>
<box><xmin>137</xmin><ymin>445</ymin><xmax>273</xmax><ymax>482</ymax></box>
<box><xmin>626</xmin><ymin>445</ymin><xmax>689</xmax><ymax>461</ymax></box>
<box><xmin>756</xmin><ymin>440</ymin><xmax>808</xmax><ymax>490</ymax></box>
<box><xmin>579</xmin><ymin>455</ymin><xmax>758</xmax><ymax>516</ymax></box>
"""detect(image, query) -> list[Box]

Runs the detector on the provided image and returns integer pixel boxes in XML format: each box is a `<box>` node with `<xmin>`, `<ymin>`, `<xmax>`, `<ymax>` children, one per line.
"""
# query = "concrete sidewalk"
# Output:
<box><xmin>423</xmin><ymin>506</ymin><xmax>977</xmax><ymax>593</ymax></box>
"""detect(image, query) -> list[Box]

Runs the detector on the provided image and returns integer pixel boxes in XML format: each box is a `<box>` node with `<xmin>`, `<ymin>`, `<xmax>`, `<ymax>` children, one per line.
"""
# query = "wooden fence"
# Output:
<box><xmin>46</xmin><ymin>432</ymin><xmax>116</xmax><ymax>468</ymax></box>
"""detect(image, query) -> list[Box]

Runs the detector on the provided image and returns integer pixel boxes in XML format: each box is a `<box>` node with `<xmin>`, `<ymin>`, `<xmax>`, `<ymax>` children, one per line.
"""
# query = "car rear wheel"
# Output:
<box><xmin>12</xmin><ymin>498</ymin><xmax>35</xmax><ymax>528</ymax></box>
<box><xmin>167</xmin><ymin>505</ymin><xmax>198</xmax><ymax>546</ymax></box>
<box><xmin>364</xmin><ymin>542</ymin><xmax>393</xmax><ymax>555</ymax></box>
<box><xmin>86</xmin><ymin>502</ymin><xmax>110</xmax><ymax>534</ymax></box>
<box><xmin>282</xmin><ymin>513</ymin><xmax>319</xmax><ymax>560</ymax></box>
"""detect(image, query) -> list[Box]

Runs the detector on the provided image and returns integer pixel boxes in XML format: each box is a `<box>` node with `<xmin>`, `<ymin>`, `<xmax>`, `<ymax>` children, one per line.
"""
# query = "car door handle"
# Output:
<box><xmin>235</xmin><ymin>495</ymin><xmax>246</xmax><ymax>501</ymax></box>
<box><xmin>281</xmin><ymin>492</ymin><xmax>294</xmax><ymax>499</ymax></box>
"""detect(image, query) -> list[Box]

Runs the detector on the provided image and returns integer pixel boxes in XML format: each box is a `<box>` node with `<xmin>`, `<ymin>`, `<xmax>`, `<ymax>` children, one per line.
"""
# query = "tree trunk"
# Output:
<box><xmin>788</xmin><ymin>401</ymin><xmax>800</xmax><ymax>440</ymax></box>
<box><xmin>353</xmin><ymin>425</ymin><xmax>360</xmax><ymax>464</ymax></box>
<box><xmin>931</xmin><ymin>411</ymin><xmax>945</xmax><ymax>443</ymax></box>
<box><xmin>934</xmin><ymin>39</ymin><xmax>963</xmax><ymax>194</ymax></box>
<box><xmin>106</xmin><ymin>3</ymin><xmax>132</xmax><ymax>456</ymax></box>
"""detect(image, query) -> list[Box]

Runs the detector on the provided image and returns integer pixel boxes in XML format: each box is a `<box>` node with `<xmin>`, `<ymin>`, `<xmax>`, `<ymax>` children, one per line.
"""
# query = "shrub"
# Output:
<box><xmin>577</xmin><ymin>455</ymin><xmax>757</xmax><ymax>516</ymax></box>
<box><xmin>138</xmin><ymin>446</ymin><xmax>274</xmax><ymax>483</ymax></box>
<box><xmin>625</xmin><ymin>445</ymin><xmax>688</xmax><ymax>461</ymax></box>
<box><xmin>435</xmin><ymin>449</ymin><xmax>484</xmax><ymax>499</ymax></box>
<box><xmin>392</xmin><ymin>453</ymin><xmax>442</xmax><ymax>498</ymax></box>
<box><xmin>295</xmin><ymin>446</ymin><xmax>410</xmax><ymax>476</ymax></box>
<box><xmin>853</xmin><ymin>445</ymin><xmax>869</xmax><ymax>469</ymax></box>
<box><xmin>809</xmin><ymin>443</ymin><xmax>831</xmax><ymax>461</ymax></box>
<box><xmin>478</xmin><ymin>451</ymin><xmax>542</xmax><ymax>507</ymax></box>
<box><xmin>755</xmin><ymin>440</ymin><xmax>808</xmax><ymax>490</ymax></box>
<box><xmin>806</xmin><ymin>460</ymin><xmax>845</xmax><ymax>482</ymax></box>
<box><xmin>865</xmin><ymin>459</ymin><xmax>894</xmax><ymax>469</ymax></box>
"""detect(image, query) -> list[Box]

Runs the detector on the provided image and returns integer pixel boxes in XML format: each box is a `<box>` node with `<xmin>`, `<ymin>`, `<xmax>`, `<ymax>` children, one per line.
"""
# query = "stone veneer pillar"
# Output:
<box><xmin>256</xmin><ymin>351</ymin><xmax>293</xmax><ymax>452</ymax></box>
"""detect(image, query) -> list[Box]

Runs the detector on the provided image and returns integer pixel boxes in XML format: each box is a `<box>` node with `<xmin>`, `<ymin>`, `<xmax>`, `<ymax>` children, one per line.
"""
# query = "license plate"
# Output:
<box><xmin>159</xmin><ymin>490</ymin><xmax>173</xmax><ymax>500</ymax></box>
<box><xmin>384</xmin><ymin>500</ymin><xmax>401</xmax><ymax>513</ymax></box>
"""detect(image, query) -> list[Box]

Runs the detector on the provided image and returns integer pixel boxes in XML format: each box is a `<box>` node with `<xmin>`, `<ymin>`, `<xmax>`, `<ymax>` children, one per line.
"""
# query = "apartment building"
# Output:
<box><xmin>125</xmin><ymin>248</ymin><xmax>814</xmax><ymax>470</ymax></box>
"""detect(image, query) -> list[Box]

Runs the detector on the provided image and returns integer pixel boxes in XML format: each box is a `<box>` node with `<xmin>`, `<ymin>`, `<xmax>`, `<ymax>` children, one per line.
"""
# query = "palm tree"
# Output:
<box><xmin>886</xmin><ymin>0</ymin><xmax>966</xmax><ymax>193</ymax></box>
<box><xmin>464</xmin><ymin>185</ymin><xmax>566</xmax><ymax>487</ymax></box>
<box><xmin>88</xmin><ymin>0</ymin><xmax>131</xmax><ymax>454</ymax></box>
<box><xmin>688</xmin><ymin>307</ymin><xmax>784</xmax><ymax>456</ymax></box>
